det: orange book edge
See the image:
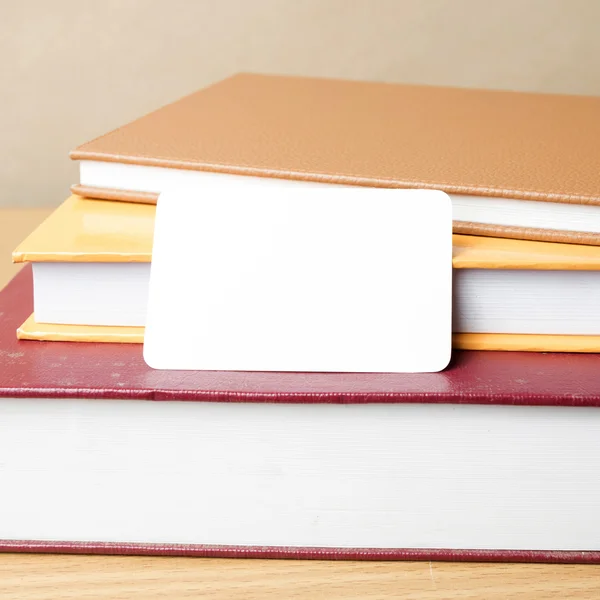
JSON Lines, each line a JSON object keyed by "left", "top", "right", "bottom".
{"left": 453, "top": 333, "right": 600, "bottom": 353}
{"left": 17, "top": 315, "right": 144, "bottom": 344}
{"left": 17, "top": 314, "right": 600, "bottom": 353}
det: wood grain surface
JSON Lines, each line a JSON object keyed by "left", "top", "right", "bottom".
{"left": 1, "top": 209, "right": 599, "bottom": 598}
{"left": 0, "top": 554, "right": 599, "bottom": 600}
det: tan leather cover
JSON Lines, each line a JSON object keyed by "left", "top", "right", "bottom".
{"left": 17, "top": 315, "right": 600, "bottom": 352}
{"left": 72, "top": 185, "right": 158, "bottom": 205}
{"left": 71, "top": 73, "right": 600, "bottom": 205}
{"left": 453, "top": 222, "right": 600, "bottom": 246}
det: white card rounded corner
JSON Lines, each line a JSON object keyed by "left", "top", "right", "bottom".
{"left": 429, "top": 189, "right": 453, "bottom": 219}
{"left": 142, "top": 342, "right": 162, "bottom": 371}
{"left": 428, "top": 345, "right": 453, "bottom": 373}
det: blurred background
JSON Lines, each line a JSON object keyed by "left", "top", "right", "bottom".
{"left": 2, "top": 0, "right": 600, "bottom": 209}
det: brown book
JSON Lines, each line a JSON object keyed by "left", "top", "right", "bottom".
{"left": 71, "top": 73, "right": 600, "bottom": 245}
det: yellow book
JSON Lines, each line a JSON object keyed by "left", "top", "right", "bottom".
{"left": 14, "top": 195, "right": 600, "bottom": 351}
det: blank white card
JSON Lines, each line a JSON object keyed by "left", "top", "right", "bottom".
{"left": 144, "top": 182, "right": 452, "bottom": 373}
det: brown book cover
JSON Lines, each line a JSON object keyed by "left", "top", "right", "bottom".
{"left": 71, "top": 73, "right": 600, "bottom": 244}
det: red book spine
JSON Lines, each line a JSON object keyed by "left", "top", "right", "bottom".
{"left": 1, "top": 540, "right": 599, "bottom": 563}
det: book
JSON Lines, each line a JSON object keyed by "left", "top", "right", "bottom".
{"left": 2, "top": 267, "right": 600, "bottom": 562}
{"left": 70, "top": 73, "right": 600, "bottom": 245}
{"left": 13, "top": 196, "right": 600, "bottom": 350}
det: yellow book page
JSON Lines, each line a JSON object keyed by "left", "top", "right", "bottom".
{"left": 12, "top": 196, "right": 154, "bottom": 263}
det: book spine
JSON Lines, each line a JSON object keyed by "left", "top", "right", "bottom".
{"left": 1, "top": 540, "right": 599, "bottom": 563}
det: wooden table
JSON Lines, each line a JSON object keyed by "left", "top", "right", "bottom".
{"left": 0, "top": 209, "right": 598, "bottom": 599}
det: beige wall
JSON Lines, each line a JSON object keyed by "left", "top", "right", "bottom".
{"left": 2, "top": 0, "right": 600, "bottom": 207}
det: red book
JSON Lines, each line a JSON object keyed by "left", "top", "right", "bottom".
{"left": 1, "top": 267, "right": 600, "bottom": 563}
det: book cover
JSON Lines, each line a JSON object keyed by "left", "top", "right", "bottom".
{"left": 12, "top": 195, "right": 153, "bottom": 263}
{"left": 17, "top": 314, "right": 144, "bottom": 343}
{"left": 70, "top": 73, "right": 600, "bottom": 244}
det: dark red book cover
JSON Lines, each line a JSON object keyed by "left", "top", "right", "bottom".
{"left": 1, "top": 267, "right": 600, "bottom": 563}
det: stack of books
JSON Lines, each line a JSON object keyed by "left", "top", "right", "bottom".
{"left": 2, "top": 73, "right": 600, "bottom": 561}
{"left": 12, "top": 73, "right": 600, "bottom": 352}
